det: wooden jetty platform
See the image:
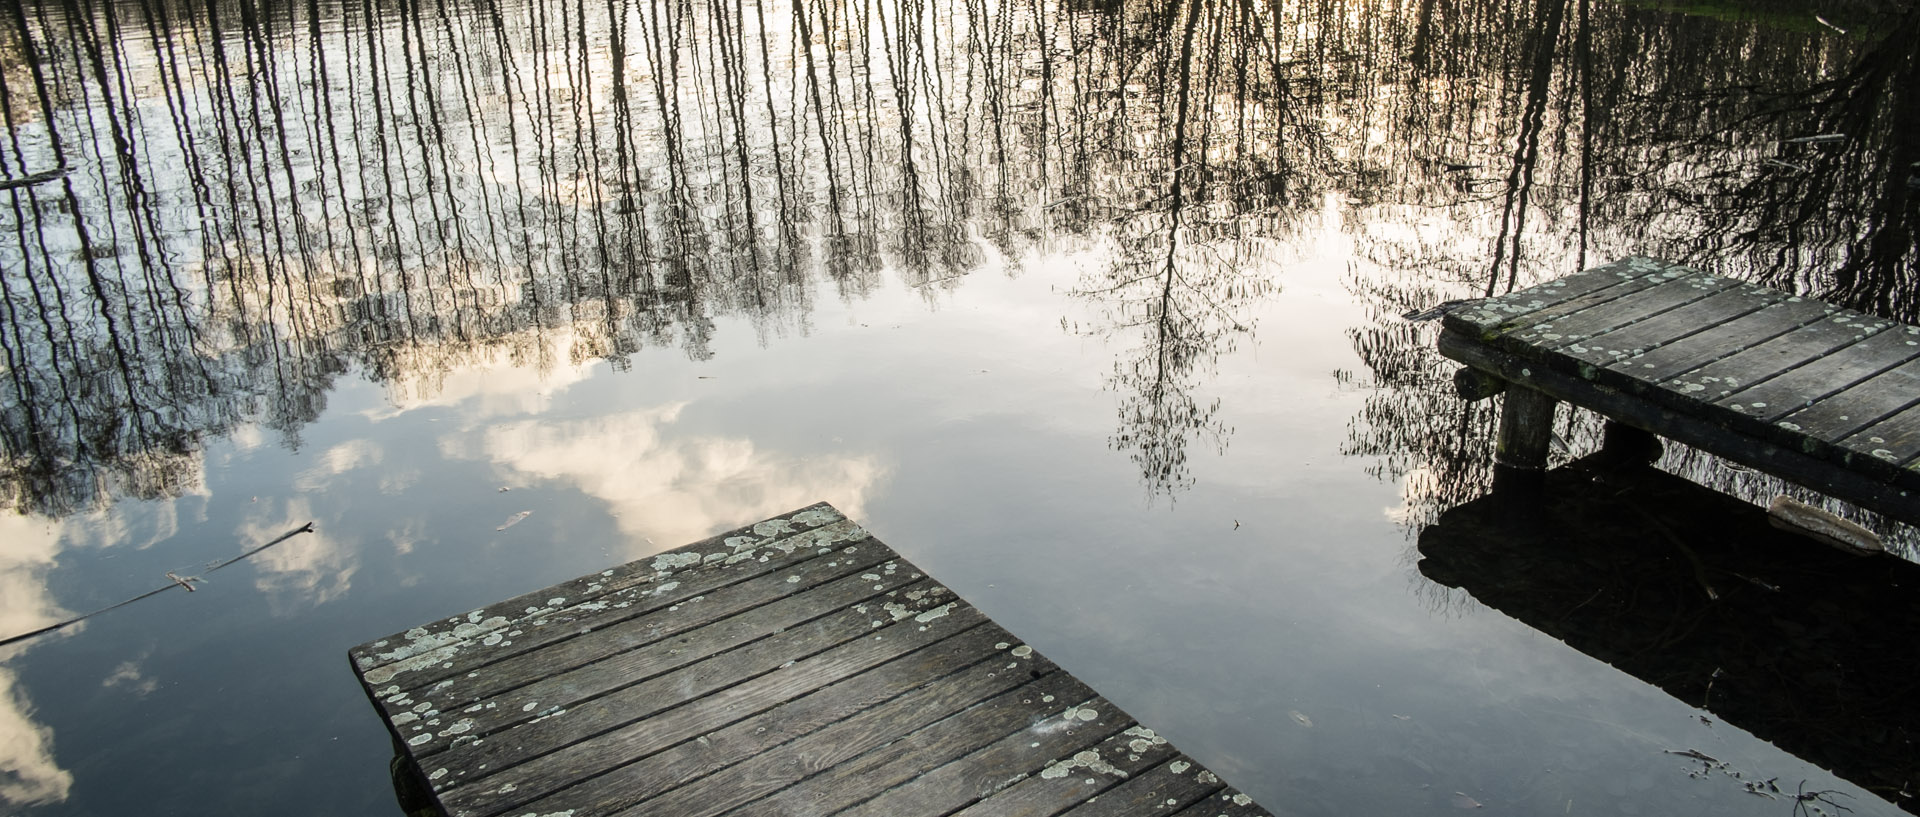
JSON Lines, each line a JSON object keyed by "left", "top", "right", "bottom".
{"left": 350, "top": 503, "right": 1273, "bottom": 817}
{"left": 1439, "top": 256, "right": 1920, "bottom": 523}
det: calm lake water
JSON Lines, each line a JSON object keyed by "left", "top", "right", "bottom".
{"left": 1, "top": 0, "right": 1917, "bottom": 813}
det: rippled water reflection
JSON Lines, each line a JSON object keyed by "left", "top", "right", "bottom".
{"left": 0, "top": 0, "right": 1914, "bottom": 813}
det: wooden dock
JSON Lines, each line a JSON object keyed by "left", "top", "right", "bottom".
{"left": 350, "top": 503, "right": 1273, "bottom": 817}
{"left": 1439, "top": 257, "right": 1920, "bottom": 523}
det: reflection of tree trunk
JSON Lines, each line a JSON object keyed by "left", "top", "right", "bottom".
{"left": 1834, "top": 12, "right": 1918, "bottom": 317}
{"left": 1488, "top": 0, "right": 1566, "bottom": 295}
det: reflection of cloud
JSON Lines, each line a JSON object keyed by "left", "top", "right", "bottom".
{"left": 0, "top": 515, "right": 73, "bottom": 807}
{"left": 363, "top": 340, "right": 600, "bottom": 421}
{"left": 101, "top": 660, "right": 158, "bottom": 697}
{"left": 242, "top": 499, "right": 357, "bottom": 612}
{"left": 292, "top": 439, "right": 384, "bottom": 492}
{"left": 0, "top": 666, "right": 70, "bottom": 807}
{"left": 452, "top": 403, "right": 885, "bottom": 552}
{"left": 0, "top": 515, "right": 70, "bottom": 646}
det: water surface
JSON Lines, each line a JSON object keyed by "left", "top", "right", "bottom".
{"left": 0, "top": 0, "right": 1916, "bottom": 813}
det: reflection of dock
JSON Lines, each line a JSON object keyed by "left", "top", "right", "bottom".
{"left": 351, "top": 504, "right": 1271, "bottom": 817}
{"left": 1418, "top": 458, "right": 1920, "bottom": 812}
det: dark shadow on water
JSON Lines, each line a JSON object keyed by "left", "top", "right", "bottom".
{"left": 1419, "top": 453, "right": 1920, "bottom": 813}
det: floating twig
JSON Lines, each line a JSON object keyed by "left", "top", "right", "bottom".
{"left": 0, "top": 522, "right": 315, "bottom": 648}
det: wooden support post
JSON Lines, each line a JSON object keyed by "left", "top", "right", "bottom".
{"left": 1495, "top": 385, "right": 1558, "bottom": 471}
{"left": 1453, "top": 366, "right": 1507, "bottom": 402}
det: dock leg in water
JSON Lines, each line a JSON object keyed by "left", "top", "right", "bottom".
{"left": 1495, "top": 385, "right": 1558, "bottom": 471}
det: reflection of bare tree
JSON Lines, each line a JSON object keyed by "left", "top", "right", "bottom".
{"left": 1341, "top": 1, "right": 1919, "bottom": 534}
{"left": 4, "top": 0, "right": 1915, "bottom": 521}
{"left": 1657, "top": 6, "right": 1920, "bottom": 322}
{"left": 1066, "top": 0, "right": 1339, "bottom": 496}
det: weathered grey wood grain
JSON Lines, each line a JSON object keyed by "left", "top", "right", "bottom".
{"left": 1053, "top": 758, "right": 1226, "bottom": 817}
{"left": 1601, "top": 296, "right": 1838, "bottom": 382}
{"left": 719, "top": 678, "right": 1108, "bottom": 817}
{"left": 429, "top": 583, "right": 986, "bottom": 783}
{"left": 1512, "top": 273, "right": 1738, "bottom": 347}
{"left": 1773, "top": 356, "right": 1920, "bottom": 441}
{"left": 1443, "top": 258, "right": 1690, "bottom": 339}
{"left": 945, "top": 726, "right": 1192, "bottom": 817}
{"left": 1496, "top": 387, "right": 1558, "bottom": 470}
{"left": 353, "top": 505, "right": 1271, "bottom": 817}
{"left": 402, "top": 564, "right": 938, "bottom": 760}
{"left": 1557, "top": 282, "right": 1783, "bottom": 362}
{"left": 1714, "top": 328, "right": 1920, "bottom": 423}
{"left": 359, "top": 514, "right": 870, "bottom": 693}
{"left": 1169, "top": 788, "right": 1273, "bottom": 817}
{"left": 349, "top": 502, "right": 852, "bottom": 671}
{"left": 831, "top": 695, "right": 1137, "bottom": 817}
{"left": 615, "top": 672, "right": 1096, "bottom": 817}
{"left": 1451, "top": 261, "right": 1696, "bottom": 345}
{"left": 450, "top": 625, "right": 1045, "bottom": 817}
{"left": 1441, "top": 331, "right": 1920, "bottom": 520}
{"left": 351, "top": 503, "right": 849, "bottom": 673}
{"left": 1841, "top": 402, "right": 1920, "bottom": 469}
{"left": 1664, "top": 316, "right": 1896, "bottom": 403}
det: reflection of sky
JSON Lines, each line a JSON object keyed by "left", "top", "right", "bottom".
{"left": 0, "top": 516, "right": 72, "bottom": 808}
{"left": 0, "top": 1, "right": 1911, "bottom": 815}
{"left": 0, "top": 241, "right": 1896, "bottom": 816}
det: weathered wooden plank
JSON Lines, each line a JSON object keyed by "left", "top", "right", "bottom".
{"left": 1713, "top": 327, "right": 1920, "bottom": 422}
{"left": 1453, "top": 262, "right": 1697, "bottom": 346}
{"left": 1443, "top": 257, "right": 1688, "bottom": 338}
{"left": 1557, "top": 282, "right": 1784, "bottom": 364}
{"left": 359, "top": 514, "right": 870, "bottom": 693}
{"left": 719, "top": 679, "right": 1110, "bottom": 817}
{"left": 351, "top": 504, "right": 850, "bottom": 674}
{"left": 1440, "top": 330, "right": 1920, "bottom": 519}
{"left": 1601, "top": 296, "right": 1840, "bottom": 383}
{"left": 447, "top": 624, "right": 1038, "bottom": 817}
{"left": 1840, "top": 402, "right": 1920, "bottom": 469}
{"left": 1659, "top": 315, "right": 1896, "bottom": 404}
{"left": 357, "top": 505, "right": 1273, "bottom": 817}
{"left": 831, "top": 696, "right": 1138, "bottom": 817}
{"left": 1169, "top": 788, "right": 1272, "bottom": 817}
{"left": 1053, "top": 758, "right": 1226, "bottom": 817}
{"left": 400, "top": 563, "right": 934, "bottom": 760}
{"left": 944, "top": 726, "right": 1186, "bottom": 817}
{"left": 1511, "top": 273, "right": 1740, "bottom": 348}
{"left": 613, "top": 672, "right": 1095, "bottom": 817}
{"left": 428, "top": 584, "right": 987, "bottom": 786}
{"left": 1773, "top": 356, "right": 1920, "bottom": 441}
{"left": 387, "top": 544, "right": 900, "bottom": 736}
